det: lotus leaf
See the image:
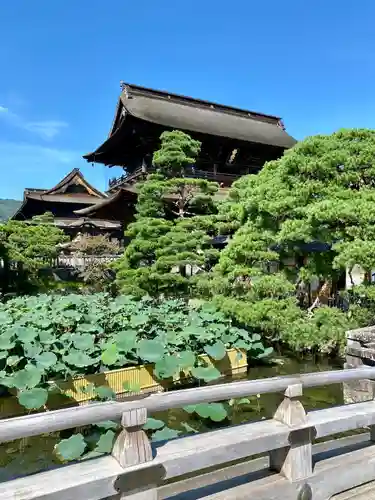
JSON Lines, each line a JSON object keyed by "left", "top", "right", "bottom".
{"left": 63, "top": 350, "right": 96, "bottom": 368}
{"left": 143, "top": 418, "right": 165, "bottom": 430}
{"left": 137, "top": 339, "right": 165, "bottom": 363}
{"left": 204, "top": 341, "right": 226, "bottom": 360}
{"left": 152, "top": 427, "right": 180, "bottom": 442}
{"left": 101, "top": 343, "right": 119, "bottom": 366}
{"left": 72, "top": 333, "right": 95, "bottom": 351}
{"left": 191, "top": 366, "right": 221, "bottom": 382}
{"left": 18, "top": 387, "right": 48, "bottom": 409}
{"left": 55, "top": 434, "right": 87, "bottom": 461}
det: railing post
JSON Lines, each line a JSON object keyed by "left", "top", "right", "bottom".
{"left": 111, "top": 407, "right": 156, "bottom": 499}
{"left": 269, "top": 383, "right": 313, "bottom": 482}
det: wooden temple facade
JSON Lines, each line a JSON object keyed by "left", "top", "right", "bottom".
{"left": 12, "top": 169, "right": 124, "bottom": 241}
{"left": 84, "top": 82, "right": 296, "bottom": 197}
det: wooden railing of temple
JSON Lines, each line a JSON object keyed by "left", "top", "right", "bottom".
{"left": 3, "top": 368, "right": 375, "bottom": 499}
{"left": 108, "top": 167, "right": 243, "bottom": 191}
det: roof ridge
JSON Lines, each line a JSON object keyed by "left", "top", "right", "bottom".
{"left": 44, "top": 168, "right": 105, "bottom": 198}
{"left": 122, "top": 82, "right": 283, "bottom": 124}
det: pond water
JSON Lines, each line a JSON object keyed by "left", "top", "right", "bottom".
{"left": 0, "top": 356, "right": 346, "bottom": 482}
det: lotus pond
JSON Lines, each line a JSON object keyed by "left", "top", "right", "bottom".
{"left": 0, "top": 355, "right": 345, "bottom": 482}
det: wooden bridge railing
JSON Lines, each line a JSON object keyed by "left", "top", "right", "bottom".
{"left": 3, "top": 367, "right": 375, "bottom": 499}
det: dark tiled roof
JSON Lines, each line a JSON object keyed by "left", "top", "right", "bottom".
{"left": 121, "top": 84, "right": 296, "bottom": 148}
{"left": 84, "top": 83, "right": 296, "bottom": 162}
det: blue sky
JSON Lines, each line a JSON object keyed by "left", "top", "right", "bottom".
{"left": 1, "top": 0, "right": 375, "bottom": 199}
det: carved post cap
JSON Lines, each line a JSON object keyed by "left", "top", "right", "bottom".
{"left": 284, "top": 383, "right": 303, "bottom": 399}
{"left": 121, "top": 407, "right": 148, "bottom": 428}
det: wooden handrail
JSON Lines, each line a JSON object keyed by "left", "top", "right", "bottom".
{"left": 1, "top": 367, "right": 375, "bottom": 444}
{"left": 2, "top": 367, "right": 375, "bottom": 499}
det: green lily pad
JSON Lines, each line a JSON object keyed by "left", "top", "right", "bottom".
{"left": 152, "top": 427, "right": 180, "bottom": 442}
{"left": 11, "top": 365, "right": 43, "bottom": 390}
{"left": 35, "top": 352, "right": 58, "bottom": 369}
{"left": 18, "top": 388, "right": 48, "bottom": 410}
{"left": 204, "top": 341, "right": 226, "bottom": 360}
{"left": 101, "top": 343, "right": 119, "bottom": 366}
{"left": 72, "top": 334, "right": 95, "bottom": 351}
{"left": 143, "top": 418, "right": 165, "bottom": 430}
{"left": 93, "top": 430, "right": 116, "bottom": 454}
{"left": 55, "top": 434, "right": 86, "bottom": 461}
{"left": 191, "top": 366, "right": 221, "bottom": 382}
{"left": 137, "top": 339, "right": 165, "bottom": 363}
{"left": 63, "top": 350, "right": 96, "bottom": 368}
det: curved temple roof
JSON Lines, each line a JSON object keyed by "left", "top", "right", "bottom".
{"left": 84, "top": 83, "right": 296, "bottom": 163}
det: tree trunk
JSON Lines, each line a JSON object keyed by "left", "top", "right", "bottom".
{"left": 307, "top": 279, "right": 332, "bottom": 315}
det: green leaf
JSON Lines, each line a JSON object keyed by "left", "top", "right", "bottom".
{"left": 154, "top": 356, "right": 179, "bottom": 379}
{"left": 252, "top": 342, "right": 265, "bottom": 351}
{"left": 38, "top": 330, "right": 56, "bottom": 345}
{"left": 143, "top": 418, "right": 165, "bottom": 430}
{"left": 234, "top": 339, "right": 251, "bottom": 349}
{"left": 23, "top": 343, "right": 42, "bottom": 358}
{"left": 116, "top": 330, "right": 138, "bottom": 352}
{"left": 251, "top": 334, "right": 262, "bottom": 342}
{"left": 35, "top": 352, "right": 58, "bottom": 369}
{"left": 72, "top": 334, "right": 95, "bottom": 351}
{"left": 0, "top": 336, "right": 15, "bottom": 350}
{"left": 11, "top": 365, "right": 43, "bottom": 390}
{"left": 183, "top": 405, "right": 197, "bottom": 414}
{"left": 18, "top": 388, "right": 48, "bottom": 410}
{"left": 14, "top": 327, "right": 38, "bottom": 343}
{"left": 191, "top": 366, "right": 221, "bottom": 382}
{"left": 55, "top": 434, "right": 86, "bottom": 461}
{"left": 137, "top": 339, "right": 165, "bottom": 363}
{"left": 204, "top": 341, "right": 226, "bottom": 360}
{"left": 63, "top": 350, "right": 96, "bottom": 368}
{"left": 93, "top": 430, "right": 116, "bottom": 454}
{"left": 122, "top": 381, "right": 141, "bottom": 393}
{"left": 94, "top": 386, "right": 116, "bottom": 401}
{"left": 130, "top": 314, "right": 149, "bottom": 326}
{"left": 208, "top": 404, "right": 228, "bottom": 421}
{"left": 0, "top": 351, "right": 8, "bottom": 359}
{"left": 101, "top": 343, "right": 119, "bottom": 366}
{"left": 177, "top": 350, "right": 196, "bottom": 369}
{"left": 95, "top": 420, "right": 119, "bottom": 430}
{"left": 6, "top": 355, "right": 21, "bottom": 367}
{"left": 257, "top": 346, "right": 273, "bottom": 358}
{"left": 152, "top": 427, "right": 180, "bottom": 442}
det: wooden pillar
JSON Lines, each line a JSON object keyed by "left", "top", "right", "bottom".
{"left": 269, "top": 384, "right": 313, "bottom": 482}
{"left": 111, "top": 407, "right": 156, "bottom": 499}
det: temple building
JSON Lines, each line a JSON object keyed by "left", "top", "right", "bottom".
{"left": 83, "top": 82, "right": 297, "bottom": 195}
{"left": 12, "top": 168, "right": 123, "bottom": 240}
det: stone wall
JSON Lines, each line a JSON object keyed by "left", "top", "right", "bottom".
{"left": 344, "top": 326, "right": 375, "bottom": 404}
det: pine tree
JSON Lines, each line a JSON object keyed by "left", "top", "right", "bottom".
{"left": 115, "top": 130, "right": 219, "bottom": 297}
{"left": 197, "top": 129, "right": 375, "bottom": 354}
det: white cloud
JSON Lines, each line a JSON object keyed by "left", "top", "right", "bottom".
{"left": 0, "top": 105, "right": 68, "bottom": 140}
{"left": 24, "top": 120, "right": 68, "bottom": 140}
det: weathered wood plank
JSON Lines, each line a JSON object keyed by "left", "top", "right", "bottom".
{"left": 306, "top": 399, "right": 375, "bottom": 437}
{"left": 112, "top": 408, "right": 156, "bottom": 499}
{"left": 0, "top": 456, "right": 123, "bottom": 500}
{"left": 159, "top": 434, "right": 370, "bottom": 499}
{"left": 198, "top": 443, "right": 375, "bottom": 500}
{"left": 269, "top": 384, "right": 313, "bottom": 482}
{"left": 1, "top": 367, "right": 375, "bottom": 444}
{"left": 0, "top": 432, "right": 373, "bottom": 500}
